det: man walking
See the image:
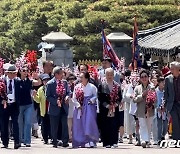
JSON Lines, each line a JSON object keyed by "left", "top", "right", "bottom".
{"left": 1, "top": 65, "right": 20, "bottom": 149}
{"left": 46, "top": 66, "right": 70, "bottom": 148}
{"left": 164, "top": 61, "right": 180, "bottom": 141}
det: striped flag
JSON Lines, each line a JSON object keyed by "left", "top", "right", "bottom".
{"left": 102, "top": 29, "right": 120, "bottom": 69}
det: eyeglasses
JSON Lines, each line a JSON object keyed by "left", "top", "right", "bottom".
{"left": 22, "top": 70, "right": 28, "bottom": 72}
{"left": 140, "top": 75, "right": 148, "bottom": 79}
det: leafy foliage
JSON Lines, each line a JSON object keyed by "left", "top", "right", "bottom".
{"left": 0, "top": 0, "right": 180, "bottom": 61}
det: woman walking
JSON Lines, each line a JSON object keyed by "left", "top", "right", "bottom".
{"left": 72, "top": 72, "right": 99, "bottom": 148}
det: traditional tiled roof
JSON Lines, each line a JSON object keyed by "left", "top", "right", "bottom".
{"left": 138, "top": 19, "right": 180, "bottom": 56}
{"left": 107, "top": 32, "right": 132, "bottom": 41}
{"left": 42, "top": 32, "right": 73, "bottom": 42}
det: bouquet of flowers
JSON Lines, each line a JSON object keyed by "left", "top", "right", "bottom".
{"left": 88, "top": 65, "right": 98, "bottom": 81}
{"left": 0, "top": 58, "right": 4, "bottom": 70}
{"left": 56, "top": 81, "right": 65, "bottom": 107}
{"left": 25, "top": 50, "right": 38, "bottom": 72}
{"left": 145, "top": 89, "right": 156, "bottom": 114}
{"left": 75, "top": 84, "right": 84, "bottom": 106}
{"left": 108, "top": 83, "right": 119, "bottom": 117}
{"left": 0, "top": 79, "right": 7, "bottom": 108}
{"left": 15, "top": 50, "right": 38, "bottom": 74}
{"left": 15, "top": 54, "right": 26, "bottom": 70}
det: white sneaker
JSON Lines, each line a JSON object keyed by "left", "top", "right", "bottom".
{"left": 111, "top": 144, "right": 118, "bottom": 148}
{"left": 119, "top": 138, "right": 123, "bottom": 143}
{"left": 85, "top": 143, "right": 90, "bottom": 148}
{"left": 89, "top": 142, "right": 94, "bottom": 148}
{"left": 128, "top": 139, "right": 133, "bottom": 144}
{"left": 146, "top": 142, "right": 151, "bottom": 148}
{"left": 153, "top": 141, "right": 158, "bottom": 145}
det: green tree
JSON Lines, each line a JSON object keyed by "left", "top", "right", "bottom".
{"left": 0, "top": 0, "right": 179, "bottom": 60}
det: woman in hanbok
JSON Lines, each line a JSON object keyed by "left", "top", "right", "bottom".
{"left": 98, "top": 68, "right": 122, "bottom": 148}
{"left": 72, "top": 72, "right": 99, "bottom": 148}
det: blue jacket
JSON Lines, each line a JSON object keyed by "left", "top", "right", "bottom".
{"left": 46, "top": 78, "right": 70, "bottom": 116}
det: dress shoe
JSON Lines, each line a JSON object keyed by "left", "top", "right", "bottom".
{"left": 105, "top": 145, "right": 111, "bottom": 148}
{"left": 53, "top": 144, "right": 58, "bottom": 148}
{"left": 14, "top": 143, "right": 21, "bottom": 149}
{"left": 62, "top": 143, "right": 69, "bottom": 148}
{"left": 57, "top": 141, "right": 63, "bottom": 146}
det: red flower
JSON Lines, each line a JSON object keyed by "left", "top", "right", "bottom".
{"left": 109, "top": 82, "right": 119, "bottom": 113}
{"left": 56, "top": 81, "right": 66, "bottom": 107}
{"left": 75, "top": 84, "right": 84, "bottom": 106}
{"left": 110, "top": 82, "right": 119, "bottom": 104}
{"left": 145, "top": 89, "right": 156, "bottom": 114}
{"left": 0, "top": 80, "right": 7, "bottom": 100}
{"left": 25, "top": 50, "right": 38, "bottom": 72}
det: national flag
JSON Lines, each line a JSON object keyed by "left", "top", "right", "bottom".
{"left": 102, "top": 29, "right": 120, "bottom": 69}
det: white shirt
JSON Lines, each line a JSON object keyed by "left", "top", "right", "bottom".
{"left": 125, "top": 84, "right": 137, "bottom": 115}
{"left": 6, "top": 77, "right": 15, "bottom": 103}
{"left": 72, "top": 83, "right": 97, "bottom": 108}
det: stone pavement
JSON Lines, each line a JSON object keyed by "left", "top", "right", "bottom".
{"left": 0, "top": 137, "right": 179, "bottom": 154}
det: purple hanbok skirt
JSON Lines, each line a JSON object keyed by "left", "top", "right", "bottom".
{"left": 72, "top": 96, "right": 99, "bottom": 148}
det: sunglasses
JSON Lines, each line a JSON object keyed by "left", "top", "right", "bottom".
{"left": 140, "top": 75, "right": 148, "bottom": 79}
{"left": 21, "top": 70, "right": 28, "bottom": 72}
{"left": 68, "top": 78, "right": 76, "bottom": 80}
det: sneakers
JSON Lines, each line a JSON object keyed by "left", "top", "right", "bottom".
{"left": 135, "top": 141, "right": 141, "bottom": 146}
{"left": 141, "top": 142, "right": 151, "bottom": 148}
{"left": 146, "top": 142, "right": 151, "bottom": 148}
{"left": 141, "top": 142, "right": 146, "bottom": 148}
{"left": 89, "top": 142, "right": 95, "bottom": 148}
{"left": 153, "top": 141, "right": 158, "bottom": 145}
{"left": 26, "top": 144, "right": 31, "bottom": 147}
{"left": 111, "top": 144, "right": 118, "bottom": 148}
{"left": 119, "top": 137, "right": 123, "bottom": 143}
{"left": 85, "top": 143, "right": 90, "bottom": 148}
{"left": 128, "top": 139, "right": 133, "bottom": 144}
{"left": 85, "top": 142, "right": 95, "bottom": 148}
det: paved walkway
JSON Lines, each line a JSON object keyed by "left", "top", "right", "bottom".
{"left": 0, "top": 137, "right": 179, "bottom": 154}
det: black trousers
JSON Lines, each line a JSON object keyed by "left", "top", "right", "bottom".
{"left": 1, "top": 103, "right": 19, "bottom": 146}
{"left": 50, "top": 112, "right": 69, "bottom": 146}
{"left": 101, "top": 116, "right": 119, "bottom": 147}
{"left": 41, "top": 114, "right": 51, "bottom": 142}
{"left": 171, "top": 103, "right": 180, "bottom": 140}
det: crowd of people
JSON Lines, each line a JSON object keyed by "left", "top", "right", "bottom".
{"left": 0, "top": 58, "right": 180, "bottom": 149}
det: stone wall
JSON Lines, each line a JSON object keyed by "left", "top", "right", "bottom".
{"left": 41, "top": 42, "right": 73, "bottom": 67}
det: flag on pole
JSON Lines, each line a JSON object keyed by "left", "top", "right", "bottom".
{"left": 132, "top": 16, "right": 140, "bottom": 70}
{"left": 102, "top": 29, "right": 120, "bottom": 69}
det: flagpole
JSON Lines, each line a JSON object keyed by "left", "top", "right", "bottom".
{"left": 132, "top": 16, "right": 136, "bottom": 71}
{"left": 132, "top": 15, "right": 139, "bottom": 71}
